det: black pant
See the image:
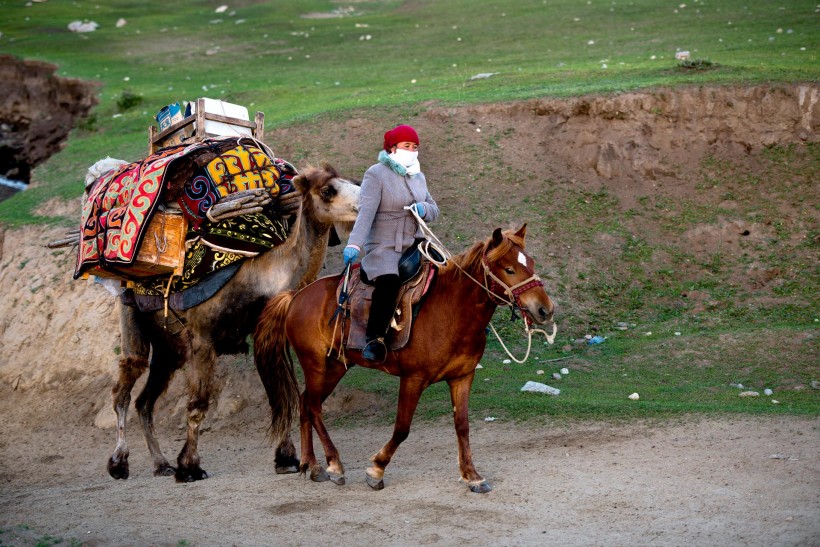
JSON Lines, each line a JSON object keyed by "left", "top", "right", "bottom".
{"left": 366, "top": 274, "right": 401, "bottom": 341}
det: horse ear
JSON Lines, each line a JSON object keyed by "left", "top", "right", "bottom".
{"left": 491, "top": 227, "right": 504, "bottom": 248}
{"left": 515, "top": 223, "right": 527, "bottom": 240}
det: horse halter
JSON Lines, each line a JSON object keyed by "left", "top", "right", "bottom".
{"left": 481, "top": 252, "right": 544, "bottom": 326}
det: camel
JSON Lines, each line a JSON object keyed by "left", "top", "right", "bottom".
{"left": 106, "top": 163, "right": 359, "bottom": 482}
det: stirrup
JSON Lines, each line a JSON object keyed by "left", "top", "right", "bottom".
{"left": 362, "top": 337, "right": 387, "bottom": 364}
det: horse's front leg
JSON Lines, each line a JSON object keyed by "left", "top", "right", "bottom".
{"left": 448, "top": 372, "right": 490, "bottom": 493}
{"left": 366, "top": 376, "right": 426, "bottom": 490}
{"left": 175, "top": 340, "right": 215, "bottom": 482}
{"left": 107, "top": 356, "right": 148, "bottom": 479}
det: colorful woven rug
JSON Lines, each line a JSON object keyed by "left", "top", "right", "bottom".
{"left": 74, "top": 137, "right": 296, "bottom": 283}
{"left": 74, "top": 145, "right": 190, "bottom": 279}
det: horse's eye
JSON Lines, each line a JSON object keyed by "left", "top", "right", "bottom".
{"left": 504, "top": 267, "right": 515, "bottom": 275}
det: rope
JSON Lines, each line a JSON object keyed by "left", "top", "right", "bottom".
{"left": 404, "top": 206, "right": 558, "bottom": 362}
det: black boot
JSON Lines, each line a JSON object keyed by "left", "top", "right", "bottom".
{"left": 362, "top": 274, "right": 400, "bottom": 363}
{"left": 362, "top": 337, "right": 387, "bottom": 363}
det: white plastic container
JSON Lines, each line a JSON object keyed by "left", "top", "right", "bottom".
{"left": 187, "top": 98, "right": 252, "bottom": 138}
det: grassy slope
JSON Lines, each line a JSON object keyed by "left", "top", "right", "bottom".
{"left": 0, "top": 0, "right": 817, "bottom": 420}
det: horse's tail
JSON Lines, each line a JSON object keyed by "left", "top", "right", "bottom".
{"left": 254, "top": 291, "right": 298, "bottom": 443}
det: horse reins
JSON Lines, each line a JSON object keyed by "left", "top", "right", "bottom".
{"left": 406, "top": 208, "right": 557, "bottom": 363}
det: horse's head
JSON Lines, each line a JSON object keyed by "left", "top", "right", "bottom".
{"left": 293, "top": 162, "right": 360, "bottom": 226}
{"left": 483, "top": 224, "right": 555, "bottom": 328}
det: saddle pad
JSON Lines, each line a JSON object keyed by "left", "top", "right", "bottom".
{"left": 340, "top": 262, "right": 435, "bottom": 351}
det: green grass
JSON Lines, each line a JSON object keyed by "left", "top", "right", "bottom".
{"left": 332, "top": 316, "right": 819, "bottom": 425}
{"left": 0, "top": 0, "right": 817, "bottom": 224}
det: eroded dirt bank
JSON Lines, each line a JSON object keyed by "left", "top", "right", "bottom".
{"left": 0, "top": 54, "right": 99, "bottom": 186}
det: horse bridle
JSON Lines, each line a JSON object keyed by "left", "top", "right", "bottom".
{"left": 481, "top": 253, "right": 544, "bottom": 326}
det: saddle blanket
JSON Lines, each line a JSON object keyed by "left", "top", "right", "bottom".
{"left": 339, "top": 262, "right": 436, "bottom": 351}
{"left": 75, "top": 137, "right": 297, "bottom": 291}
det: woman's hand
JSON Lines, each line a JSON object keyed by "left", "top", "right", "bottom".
{"left": 343, "top": 245, "right": 360, "bottom": 265}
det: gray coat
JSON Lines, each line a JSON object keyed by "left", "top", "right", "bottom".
{"left": 347, "top": 161, "right": 439, "bottom": 279}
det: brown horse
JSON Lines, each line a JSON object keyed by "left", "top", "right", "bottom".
{"left": 254, "top": 224, "right": 555, "bottom": 493}
{"left": 108, "top": 164, "right": 359, "bottom": 482}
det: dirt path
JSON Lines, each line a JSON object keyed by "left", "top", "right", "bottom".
{"left": 1, "top": 383, "right": 817, "bottom": 546}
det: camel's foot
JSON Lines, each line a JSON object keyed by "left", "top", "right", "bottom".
{"left": 175, "top": 465, "right": 209, "bottom": 483}
{"left": 274, "top": 454, "right": 300, "bottom": 474}
{"left": 107, "top": 456, "right": 129, "bottom": 480}
{"left": 153, "top": 463, "right": 176, "bottom": 477}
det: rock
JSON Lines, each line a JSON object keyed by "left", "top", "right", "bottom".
{"left": 520, "top": 381, "right": 560, "bottom": 395}
{"left": 552, "top": 373, "right": 562, "bottom": 380}
{"left": 560, "top": 368, "right": 569, "bottom": 375}
{"left": 763, "top": 388, "right": 773, "bottom": 396}
{"left": 536, "top": 369, "right": 544, "bottom": 375}
{"left": 628, "top": 392, "right": 640, "bottom": 401}
{"left": 810, "top": 380, "right": 820, "bottom": 390}
{"left": 739, "top": 391, "right": 760, "bottom": 397}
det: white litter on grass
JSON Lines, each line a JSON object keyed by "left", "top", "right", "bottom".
{"left": 628, "top": 392, "right": 640, "bottom": 401}
{"left": 469, "top": 72, "right": 498, "bottom": 80}
{"left": 674, "top": 332, "right": 681, "bottom": 336}
{"left": 484, "top": 416, "right": 497, "bottom": 422}
{"left": 68, "top": 20, "right": 99, "bottom": 33}
{"left": 520, "top": 381, "right": 560, "bottom": 395}
{"left": 116, "top": 18, "right": 127, "bottom": 28}
{"left": 536, "top": 370, "right": 544, "bottom": 375}
{"left": 475, "top": 363, "right": 483, "bottom": 369}
{"left": 560, "top": 368, "right": 569, "bottom": 375}
{"left": 215, "top": 5, "right": 228, "bottom": 13}
{"left": 739, "top": 391, "right": 760, "bottom": 397}
{"left": 675, "top": 50, "right": 690, "bottom": 60}
{"left": 764, "top": 388, "right": 773, "bottom": 396}
{"left": 502, "top": 359, "right": 511, "bottom": 364}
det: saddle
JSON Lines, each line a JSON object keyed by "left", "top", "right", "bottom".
{"left": 338, "top": 249, "right": 436, "bottom": 351}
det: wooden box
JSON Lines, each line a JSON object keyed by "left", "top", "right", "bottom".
{"left": 83, "top": 208, "right": 188, "bottom": 280}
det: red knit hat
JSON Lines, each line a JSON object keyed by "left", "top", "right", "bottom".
{"left": 383, "top": 125, "right": 419, "bottom": 151}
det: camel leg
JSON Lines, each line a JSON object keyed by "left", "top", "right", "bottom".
{"left": 366, "top": 376, "right": 426, "bottom": 490}
{"left": 175, "top": 339, "right": 215, "bottom": 482}
{"left": 134, "top": 350, "right": 180, "bottom": 477}
{"left": 107, "top": 356, "right": 148, "bottom": 479}
{"left": 274, "top": 435, "right": 299, "bottom": 475}
{"left": 300, "top": 359, "right": 349, "bottom": 484}
{"left": 448, "top": 372, "right": 490, "bottom": 493}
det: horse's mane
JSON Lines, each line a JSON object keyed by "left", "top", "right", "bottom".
{"left": 441, "top": 228, "right": 525, "bottom": 276}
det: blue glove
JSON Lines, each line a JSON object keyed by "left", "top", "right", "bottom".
{"left": 343, "top": 245, "right": 359, "bottom": 265}
{"left": 413, "top": 202, "right": 425, "bottom": 218}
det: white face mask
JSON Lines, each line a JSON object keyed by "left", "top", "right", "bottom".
{"left": 389, "top": 148, "right": 418, "bottom": 168}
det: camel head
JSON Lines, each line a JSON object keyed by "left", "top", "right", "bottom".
{"left": 293, "top": 162, "right": 360, "bottom": 227}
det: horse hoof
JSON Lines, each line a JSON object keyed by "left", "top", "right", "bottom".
{"left": 365, "top": 475, "right": 384, "bottom": 491}
{"left": 154, "top": 464, "right": 176, "bottom": 477}
{"left": 329, "top": 474, "right": 346, "bottom": 485}
{"left": 469, "top": 481, "right": 492, "bottom": 494}
{"left": 107, "top": 458, "right": 129, "bottom": 480}
{"left": 175, "top": 467, "right": 209, "bottom": 482}
{"left": 275, "top": 465, "right": 299, "bottom": 475}
{"left": 310, "top": 467, "right": 330, "bottom": 483}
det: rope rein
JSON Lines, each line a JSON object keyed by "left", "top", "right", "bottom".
{"left": 405, "top": 208, "right": 557, "bottom": 362}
